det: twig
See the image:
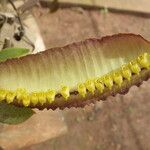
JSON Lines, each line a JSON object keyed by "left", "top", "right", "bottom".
{"left": 7, "top": 0, "right": 24, "bottom": 32}
{"left": 7, "top": 0, "right": 35, "bottom": 51}
{"left": 40, "top": 0, "right": 150, "bottom": 18}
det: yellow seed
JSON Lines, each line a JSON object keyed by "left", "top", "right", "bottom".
{"left": 103, "top": 76, "right": 113, "bottom": 90}
{"left": 121, "top": 65, "right": 132, "bottom": 81}
{"left": 113, "top": 72, "right": 123, "bottom": 87}
{"left": 77, "top": 83, "right": 86, "bottom": 97}
{"left": 6, "top": 91, "right": 16, "bottom": 104}
{"left": 137, "top": 53, "right": 150, "bottom": 69}
{"left": 60, "top": 86, "right": 70, "bottom": 100}
{"left": 0, "top": 90, "right": 7, "bottom": 101}
{"left": 46, "top": 90, "right": 56, "bottom": 103}
{"left": 22, "top": 95, "right": 30, "bottom": 107}
{"left": 129, "top": 61, "right": 141, "bottom": 74}
{"left": 30, "top": 93, "right": 38, "bottom": 105}
{"left": 94, "top": 78, "right": 104, "bottom": 93}
{"left": 16, "top": 88, "right": 27, "bottom": 101}
{"left": 85, "top": 80, "right": 95, "bottom": 94}
{"left": 38, "top": 92, "right": 46, "bottom": 105}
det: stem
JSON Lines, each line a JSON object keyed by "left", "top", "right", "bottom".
{"left": 7, "top": 0, "right": 24, "bottom": 32}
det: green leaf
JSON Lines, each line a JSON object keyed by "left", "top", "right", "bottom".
{"left": 0, "top": 102, "right": 35, "bottom": 124}
{"left": 0, "top": 47, "right": 30, "bottom": 62}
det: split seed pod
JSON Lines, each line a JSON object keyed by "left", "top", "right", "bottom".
{"left": 0, "top": 34, "right": 149, "bottom": 110}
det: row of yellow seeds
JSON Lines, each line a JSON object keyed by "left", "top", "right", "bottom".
{"left": 0, "top": 89, "right": 56, "bottom": 107}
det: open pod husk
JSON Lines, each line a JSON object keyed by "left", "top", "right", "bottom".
{"left": 0, "top": 34, "right": 149, "bottom": 110}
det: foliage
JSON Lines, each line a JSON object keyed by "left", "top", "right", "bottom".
{"left": 0, "top": 48, "right": 29, "bottom": 62}
{"left": 0, "top": 102, "right": 34, "bottom": 124}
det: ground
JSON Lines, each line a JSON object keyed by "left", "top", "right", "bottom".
{"left": 22, "top": 7, "right": 150, "bottom": 150}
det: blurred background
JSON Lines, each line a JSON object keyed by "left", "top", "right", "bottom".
{"left": 0, "top": 0, "right": 150, "bottom": 150}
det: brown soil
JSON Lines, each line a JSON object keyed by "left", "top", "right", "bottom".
{"left": 22, "top": 7, "right": 150, "bottom": 150}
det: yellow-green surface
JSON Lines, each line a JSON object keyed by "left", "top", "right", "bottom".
{"left": 0, "top": 34, "right": 149, "bottom": 92}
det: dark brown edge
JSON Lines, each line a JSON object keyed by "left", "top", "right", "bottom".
{"left": 0, "top": 33, "right": 149, "bottom": 66}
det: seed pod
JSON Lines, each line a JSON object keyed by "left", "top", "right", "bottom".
{"left": 0, "top": 33, "right": 149, "bottom": 110}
